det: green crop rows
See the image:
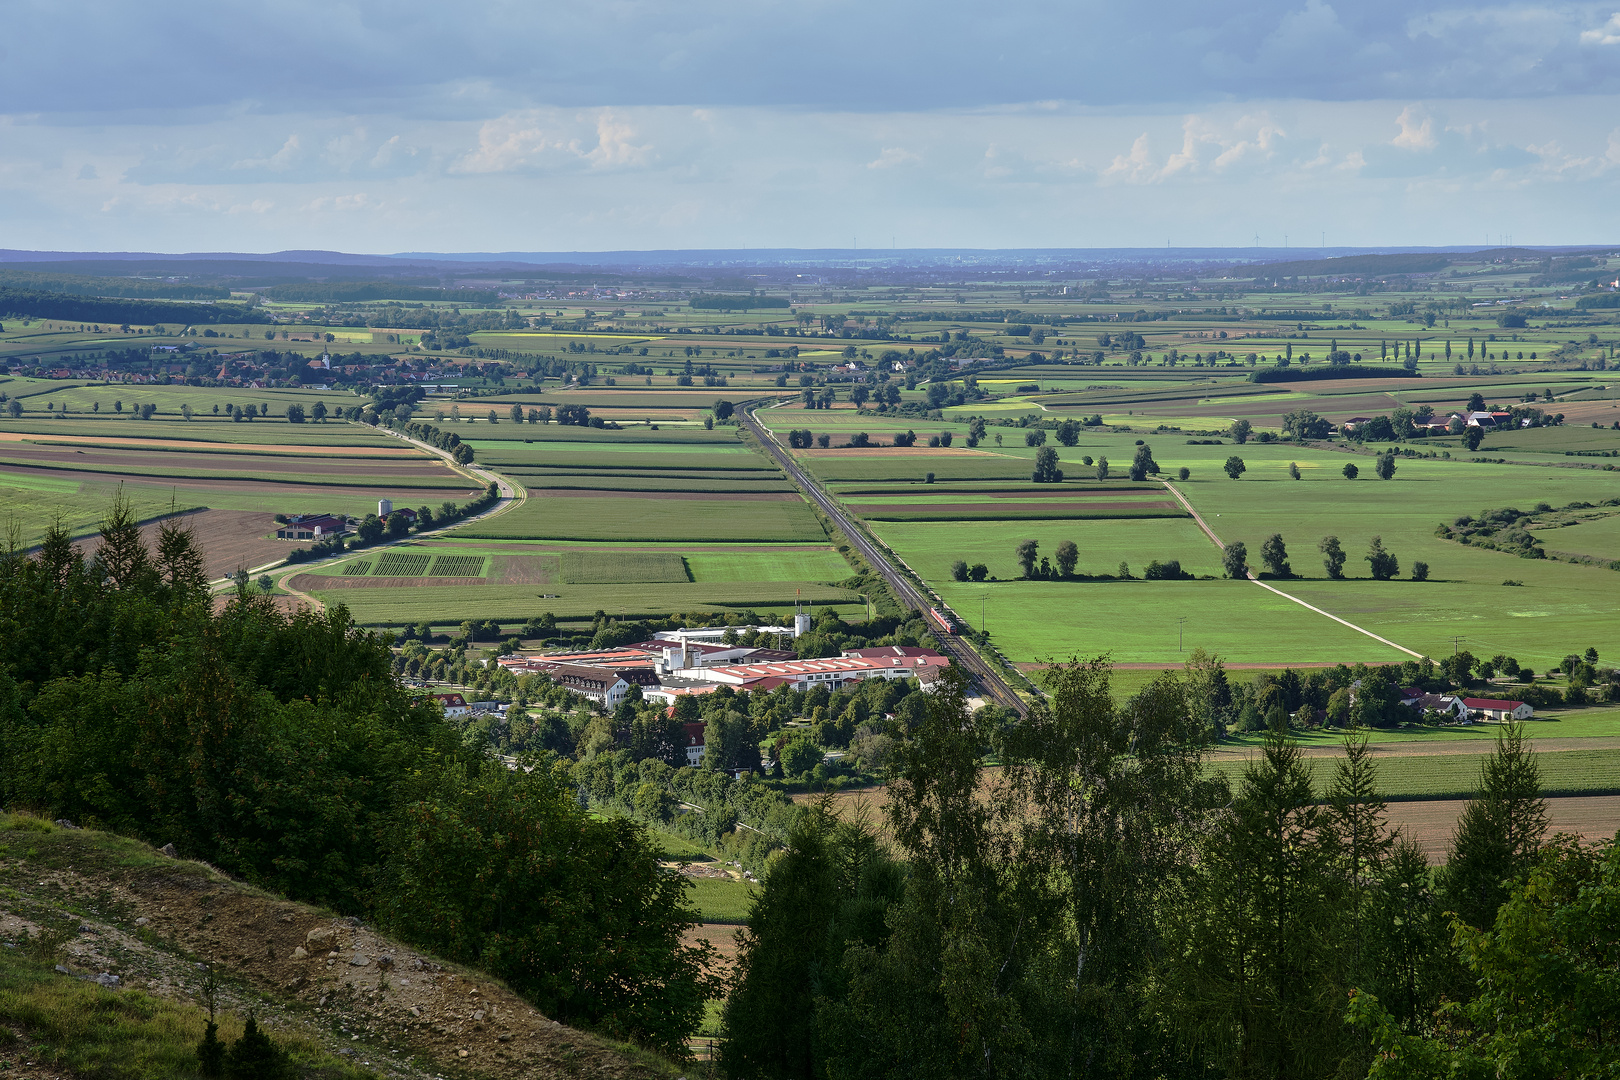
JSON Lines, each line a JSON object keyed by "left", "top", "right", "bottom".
{"left": 427, "top": 555, "right": 485, "bottom": 577}
{"left": 560, "top": 550, "right": 690, "bottom": 584}
{"left": 373, "top": 553, "right": 431, "bottom": 576}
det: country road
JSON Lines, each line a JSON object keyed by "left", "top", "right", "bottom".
{"left": 1159, "top": 478, "right": 1424, "bottom": 660}
{"left": 223, "top": 421, "right": 530, "bottom": 607}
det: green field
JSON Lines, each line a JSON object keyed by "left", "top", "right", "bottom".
{"left": 845, "top": 424, "right": 1620, "bottom": 665}
{"left": 12, "top": 252, "right": 1620, "bottom": 674}
{"left": 683, "top": 875, "right": 760, "bottom": 924}
{"left": 562, "top": 550, "right": 690, "bottom": 583}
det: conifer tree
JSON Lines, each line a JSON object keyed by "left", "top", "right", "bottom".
{"left": 1159, "top": 715, "right": 1353, "bottom": 1078}
{"left": 1440, "top": 722, "right": 1548, "bottom": 929}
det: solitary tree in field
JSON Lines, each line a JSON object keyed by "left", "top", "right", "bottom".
{"left": 1178, "top": 466, "right": 1190, "bottom": 481}
{"left": 1342, "top": 462, "right": 1358, "bottom": 480}
{"left": 1223, "top": 455, "right": 1246, "bottom": 480}
{"left": 1411, "top": 561, "right": 1429, "bottom": 581}
{"left": 1375, "top": 452, "right": 1397, "bottom": 480}
{"left": 1031, "top": 446, "right": 1063, "bottom": 483}
{"left": 1464, "top": 425, "right": 1484, "bottom": 451}
{"left": 312, "top": 401, "right": 327, "bottom": 422}
{"left": 510, "top": 404, "right": 524, "bottom": 423}
{"left": 1095, "top": 455, "right": 1109, "bottom": 480}
{"left": 1130, "top": 442, "right": 1158, "bottom": 481}
{"left": 1365, "top": 536, "right": 1399, "bottom": 580}
{"left": 1229, "top": 419, "right": 1252, "bottom": 444}
{"left": 1319, "top": 535, "right": 1347, "bottom": 578}
{"left": 1260, "top": 534, "right": 1290, "bottom": 577}
{"left": 1016, "top": 540, "right": 1039, "bottom": 579}
{"left": 1025, "top": 428, "right": 1047, "bottom": 447}
{"left": 1222, "top": 540, "right": 1248, "bottom": 579}
{"left": 1055, "top": 540, "right": 1078, "bottom": 578}
{"left": 1288, "top": 461, "right": 1301, "bottom": 480}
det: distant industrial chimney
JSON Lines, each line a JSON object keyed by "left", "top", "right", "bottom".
{"left": 378, "top": 498, "right": 393, "bottom": 517}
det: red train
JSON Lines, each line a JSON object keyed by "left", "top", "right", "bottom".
{"left": 929, "top": 607, "right": 960, "bottom": 635}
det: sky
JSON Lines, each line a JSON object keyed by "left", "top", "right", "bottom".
{"left": 2, "top": 0, "right": 1618, "bottom": 254}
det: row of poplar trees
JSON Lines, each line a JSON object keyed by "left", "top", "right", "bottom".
{"left": 720, "top": 661, "right": 1612, "bottom": 1079}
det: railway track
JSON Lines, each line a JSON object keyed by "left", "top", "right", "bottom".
{"left": 740, "top": 403, "right": 1031, "bottom": 717}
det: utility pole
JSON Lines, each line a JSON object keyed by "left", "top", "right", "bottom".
{"left": 1178, "top": 616, "right": 1187, "bottom": 653}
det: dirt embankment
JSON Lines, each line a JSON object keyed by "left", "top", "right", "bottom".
{"left": 0, "top": 823, "right": 680, "bottom": 1080}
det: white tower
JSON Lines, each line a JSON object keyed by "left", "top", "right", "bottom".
{"left": 793, "top": 595, "right": 811, "bottom": 638}
{"left": 378, "top": 498, "right": 393, "bottom": 517}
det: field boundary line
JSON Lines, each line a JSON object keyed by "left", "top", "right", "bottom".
{"left": 1159, "top": 479, "right": 1426, "bottom": 661}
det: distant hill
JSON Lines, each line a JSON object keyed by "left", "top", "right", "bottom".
{"left": 1243, "top": 253, "right": 1453, "bottom": 278}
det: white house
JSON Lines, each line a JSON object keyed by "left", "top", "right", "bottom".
{"left": 1463, "top": 697, "right": 1535, "bottom": 721}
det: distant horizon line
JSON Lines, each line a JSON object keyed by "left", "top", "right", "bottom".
{"left": 0, "top": 243, "right": 1613, "bottom": 272}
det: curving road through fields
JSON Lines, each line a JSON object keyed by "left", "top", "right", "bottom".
{"left": 740, "top": 403, "right": 1030, "bottom": 716}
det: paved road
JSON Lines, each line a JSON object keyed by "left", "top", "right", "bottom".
{"left": 1158, "top": 478, "right": 1424, "bottom": 660}
{"left": 219, "top": 422, "right": 529, "bottom": 604}
{"left": 740, "top": 402, "right": 1030, "bottom": 716}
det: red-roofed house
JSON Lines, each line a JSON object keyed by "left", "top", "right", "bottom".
{"left": 429, "top": 692, "right": 469, "bottom": 718}
{"left": 682, "top": 722, "right": 706, "bottom": 767}
{"left": 1463, "top": 697, "right": 1534, "bottom": 721}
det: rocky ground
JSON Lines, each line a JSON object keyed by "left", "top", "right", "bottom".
{"left": 0, "top": 818, "right": 686, "bottom": 1080}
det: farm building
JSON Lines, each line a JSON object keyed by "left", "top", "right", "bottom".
{"left": 665, "top": 649, "right": 948, "bottom": 692}
{"left": 426, "top": 692, "right": 470, "bottom": 718}
{"left": 1462, "top": 697, "right": 1534, "bottom": 721}
{"left": 531, "top": 662, "right": 633, "bottom": 708}
{"left": 275, "top": 514, "right": 348, "bottom": 540}
{"left": 1398, "top": 690, "right": 1468, "bottom": 720}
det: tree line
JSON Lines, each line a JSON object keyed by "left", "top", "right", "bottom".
{"left": 0, "top": 498, "right": 711, "bottom": 1058}
{"left": 718, "top": 661, "right": 1616, "bottom": 1079}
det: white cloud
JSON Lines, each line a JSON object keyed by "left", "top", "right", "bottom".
{"left": 451, "top": 113, "right": 552, "bottom": 174}
{"left": 1104, "top": 133, "right": 1156, "bottom": 182}
{"left": 867, "top": 146, "right": 920, "bottom": 169}
{"left": 302, "top": 193, "right": 378, "bottom": 213}
{"left": 1582, "top": 12, "right": 1620, "bottom": 44}
{"left": 583, "top": 112, "right": 649, "bottom": 169}
{"left": 232, "top": 134, "right": 301, "bottom": 172}
{"left": 1391, "top": 105, "right": 1436, "bottom": 150}
{"left": 451, "top": 110, "right": 648, "bottom": 173}
{"left": 1105, "top": 115, "right": 1284, "bottom": 182}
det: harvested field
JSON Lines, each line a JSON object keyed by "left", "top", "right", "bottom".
{"left": 489, "top": 554, "right": 562, "bottom": 583}
{"left": 77, "top": 508, "right": 287, "bottom": 579}
{"left": 1386, "top": 795, "right": 1620, "bottom": 863}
